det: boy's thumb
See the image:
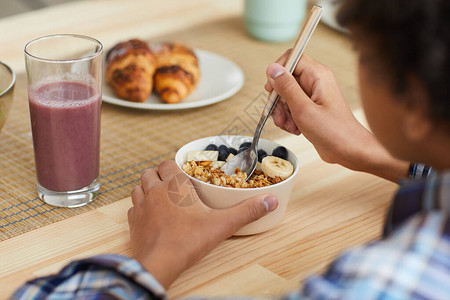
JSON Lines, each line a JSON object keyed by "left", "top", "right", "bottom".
{"left": 223, "top": 194, "right": 278, "bottom": 232}
{"left": 266, "top": 63, "right": 312, "bottom": 114}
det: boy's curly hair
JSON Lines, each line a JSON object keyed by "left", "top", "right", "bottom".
{"left": 337, "top": 0, "right": 450, "bottom": 123}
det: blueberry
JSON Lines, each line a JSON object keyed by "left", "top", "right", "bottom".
{"left": 237, "top": 147, "right": 247, "bottom": 154}
{"left": 218, "top": 145, "right": 229, "bottom": 161}
{"left": 218, "top": 145, "right": 228, "bottom": 152}
{"left": 272, "top": 146, "right": 288, "bottom": 160}
{"left": 239, "top": 142, "right": 251, "bottom": 149}
{"left": 205, "top": 144, "right": 218, "bottom": 151}
{"left": 218, "top": 150, "right": 228, "bottom": 161}
{"left": 257, "top": 149, "right": 267, "bottom": 163}
{"left": 229, "top": 147, "right": 237, "bottom": 155}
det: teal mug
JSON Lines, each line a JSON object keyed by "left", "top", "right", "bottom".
{"left": 244, "top": 0, "right": 307, "bottom": 42}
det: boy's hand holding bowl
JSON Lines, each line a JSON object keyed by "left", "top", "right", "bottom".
{"left": 128, "top": 136, "right": 298, "bottom": 288}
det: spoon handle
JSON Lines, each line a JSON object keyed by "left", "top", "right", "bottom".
{"left": 259, "top": 5, "right": 323, "bottom": 125}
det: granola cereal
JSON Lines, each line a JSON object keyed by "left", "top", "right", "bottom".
{"left": 182, "top": 160, "right": 284, "bottom": 188}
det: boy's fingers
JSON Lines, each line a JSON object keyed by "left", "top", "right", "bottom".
{"left": 264, "top": 80, "right": 272, "bottom": 92}
{"left": 219, "top": 194, "right": 278, "bottom": 234}
{"left": 266, "top": 63, "right": 314, "bottom": 123}
{"left": 158, "top": 160, "right": 182, "bottom": 181}
{"left": 127, "top": 207, "right": 135, "bottom": 231}
{"left": 141, "top": 168, "right": 161, "bottom": 193}
{"left": 265, "top": 49, "right": 293, "bottom": 93}
{"left": 271, "top": 102, "right": 287, "bottom": 128}
{"left": 281, "top": 102, "right": 299, "bottom": 133}
{"left": 292, "top": 54, "right": 318, "bottom": 77}
{"left": 131, "top": 185, "right": 145, "bottom": 207}
{"left": 276, "top": 48, "right": 292, "bottom": 65}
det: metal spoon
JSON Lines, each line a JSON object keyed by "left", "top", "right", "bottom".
{"left": 222, "top": 5, "right": 323, "bottom": 178}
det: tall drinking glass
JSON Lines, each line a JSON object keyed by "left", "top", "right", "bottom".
{"left": 24, "top": 34, "right": 103, "bottom": 207}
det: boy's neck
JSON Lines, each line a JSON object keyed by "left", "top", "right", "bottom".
{"left": 416, "top": 129, "right": 450, "bottom": 172}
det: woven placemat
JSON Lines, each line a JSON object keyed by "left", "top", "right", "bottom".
{"left": 0, "top": 17, "right": 356, "bottom": 241}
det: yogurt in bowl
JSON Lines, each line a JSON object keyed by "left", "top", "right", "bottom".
{"left": 175, "top": 135, "right": 299, "bottom": 235}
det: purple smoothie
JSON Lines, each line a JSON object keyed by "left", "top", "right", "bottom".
{"left": 29, "top": 81, "right": 101, "bottom": 192}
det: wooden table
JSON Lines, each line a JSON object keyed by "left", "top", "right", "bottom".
{"left": 0, "top": 0, "right": 398, "bottom": 297}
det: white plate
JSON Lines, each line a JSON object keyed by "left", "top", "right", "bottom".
{"left": 102, "top": 49, "right": 245, "bottom": 110}
{"left": 317, "top": 0, "right": 349, "bottom": 34}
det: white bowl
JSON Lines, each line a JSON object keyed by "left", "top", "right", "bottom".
{"left": 175, "top": 135, "right": 299, "bottom": 235}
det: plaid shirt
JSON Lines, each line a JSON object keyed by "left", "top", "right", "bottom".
{"left": 11, "top": 164, "right": 450, "bottom": 300}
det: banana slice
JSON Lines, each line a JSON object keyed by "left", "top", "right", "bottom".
{"left": 186, "top": 151, "right": 218, "bottom": 162}
{"left": 211, "top": 161, "right": 226, "bottom": 169}
{"left": 261, "top": 156, "right": 293, "bottom": 180}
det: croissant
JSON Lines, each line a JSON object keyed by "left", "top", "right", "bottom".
{"left": 106, "top": 39, "right": 156, "bottom": 102}
{"left": 152, "top": 42, "right": 200, "bottom": 104}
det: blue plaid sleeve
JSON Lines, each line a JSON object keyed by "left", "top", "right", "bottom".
{"left": 302, "top": 171, "right": 450, "bottom": 300}
{"left": 303, "top": 211, "right": 450, "bottom": 300}
{"left": 10, "top": 254, "right": 166, "bottom": 300}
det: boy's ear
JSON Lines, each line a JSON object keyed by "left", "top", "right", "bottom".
{"left": 402, "top": 75, "right": 432, "bottom": 142}
{"left": 403, "top": 109, "right": 432, "bottom": 142}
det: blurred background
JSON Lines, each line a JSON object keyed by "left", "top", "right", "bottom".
{"left": 0, "top": 0, "right": 75, "bottom": 18}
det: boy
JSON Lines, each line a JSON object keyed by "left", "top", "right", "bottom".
{"left": 12, "top": 0, "right": 449, "bottom": 298}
